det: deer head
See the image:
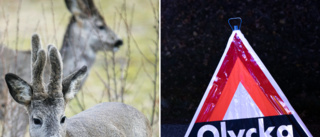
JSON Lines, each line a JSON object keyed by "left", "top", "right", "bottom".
{"left": 63, "top": 0, "right": 123, "bottom": 52}
{"left": 5, "top": 34, "right": 87, "bottom": 137}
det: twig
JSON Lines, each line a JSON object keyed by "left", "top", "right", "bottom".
{"left": 81, "top": 88, "right": 86, "bottom": 110}
{"left": 84, "top": 86, "right": 99, "bottom": 104}
{"left": 42, "top": 3, "right": 49, "bottom": 42}
{"left": 115, "top": 8, "right": 154, "bottom": 65}
{"left": 50, "top": 0, "right": 58, "bottom": 44}
{"left": 1, "top": 7, "right": 10, "bottom": 46}
{"left": 14, "top": 0, "right": 22, "bottom": 74}
{"left": 95, "top": 71, "right": 113, "bottom": 102}
{"left": 148, "top": 0, "right": 159, "bottom": 126}
{"left": 119, "top": 0, "right": 135, "bottom": 103}
{"left": 67, "top": 104, "right": 78, "bottom": 115}
{"left": 125, "top": 64, "right": 143, "bottom": 91}
{"left": 112, "top": 51, "right": 118, "bottom": 101}
{"left": 103, "top": 52, "right": 112, "bottom": 102}
{"left": 142, "top": 59, "right": 154, "bottom": 81}
{"left": 74, "top": 95, "right": 84, "bottom": 111}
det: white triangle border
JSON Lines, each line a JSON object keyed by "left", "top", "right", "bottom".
{"left": 184, "top": 30, "right": 312, "bottom": 137}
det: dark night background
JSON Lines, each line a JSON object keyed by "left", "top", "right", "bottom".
{"left": 161, "top": 0, "right": 320, "bottom": 136}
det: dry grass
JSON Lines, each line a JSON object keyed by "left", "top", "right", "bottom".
{"left": 0, "top": 0, "right": 159, "bottom": 136}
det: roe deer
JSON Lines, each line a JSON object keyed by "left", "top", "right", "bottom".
{"left": 61, "top": 0, "right": 123, "bottom": 76}
{"left": 0, "top": 0, "right": 123, "bottom": 136}
{"left": 5, "top": 35, "right": 151, "bottom": 137}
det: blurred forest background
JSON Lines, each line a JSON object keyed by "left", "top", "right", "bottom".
{"left": 161, "top": 0, "right": 320, "bottom": 136}
{"left": 0, "top": 0, "right": 159, "bottom": 136}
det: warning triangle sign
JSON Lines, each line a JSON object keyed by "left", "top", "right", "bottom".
{"left": 185, "top": 30, "right": 312, "bottom": 137}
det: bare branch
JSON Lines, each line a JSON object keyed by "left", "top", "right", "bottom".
{"left": 115, "top": 8, "right": 154, "bottom": 65}
{"left": 74, "top": 95, "right": 84, "bottom": 111}
{"left": 50, "top": 0, "right": 58, "bottom": 44}
{"left": 95, "top": 71, "right": 113, "bottom": 102}
{"left": 112, "top": 51, "right": 118, "bottom": 101}
{"left": 148, "top": 0, "right": 159, "bottom": 126}
{"left": 41, "top": 3, "right": 49, "bottom": 42}
{"left": 14, "top": 0, "right": 22, "bottom": 74}
{"left": 142, "top": 60, "right": 154, "bottom": 81}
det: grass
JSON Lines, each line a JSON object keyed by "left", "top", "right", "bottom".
{"left": 0, "top": 0, "right": 159, "bottom": 136}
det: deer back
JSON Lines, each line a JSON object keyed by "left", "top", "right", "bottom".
{"left": 66, "top": 102, "right": 152, "bottom": 137}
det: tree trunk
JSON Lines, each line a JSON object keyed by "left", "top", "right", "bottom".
{"left": 2, "top": 94, "right": 28, "bottom": 137}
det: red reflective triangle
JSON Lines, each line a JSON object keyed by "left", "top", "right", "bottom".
{"left": 209, "top": 58, "right": 279, "bottom": 121}
{"left": 196, "top": 33, "right": 291, "bottom": 123}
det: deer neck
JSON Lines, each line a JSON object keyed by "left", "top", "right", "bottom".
{"left": 60, "top": 17, "right": 96, "bottom": 77}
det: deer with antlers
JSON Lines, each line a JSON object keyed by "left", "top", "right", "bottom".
{"left": 5, "top": 34, "right": 151, "bottom": 137}
{"left": 0, "top": 0, "right": 124, "bottom": 136}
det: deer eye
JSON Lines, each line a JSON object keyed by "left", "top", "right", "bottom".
{"left": 33, "top": 118, "right": 42, "bottom": 125}
{"left": 60, "top": 116, "right": 66, "bottom": 124}
{"left": 97, "top": 25, "right": 105, "bottom": 30}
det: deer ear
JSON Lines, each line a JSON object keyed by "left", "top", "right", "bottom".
{"left": 5, "top": 73, "right": 32, "bottom": 105}
{"left": 65, "top": 0, "right": 83, "bottom": 15}
{"left": 62, "top": 66, "right": 87, "bottom": 102}
{"left": 65, "top": 0, "right": 96, "bottom": 17}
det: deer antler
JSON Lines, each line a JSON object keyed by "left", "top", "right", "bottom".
{"left": 48, "top": 45, "right": 63, "bottom": 98}
{"left": 31, "top": 34, "right": 47, "bottom": 100}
